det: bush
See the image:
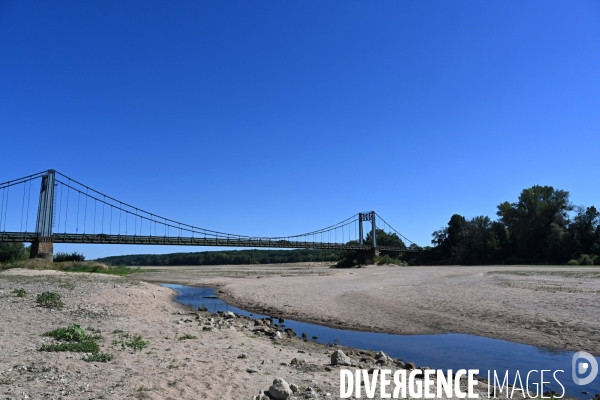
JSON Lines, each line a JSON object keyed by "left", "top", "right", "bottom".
{"left": 83, "top": 352, "right": 113, "bottom": 362}
{"left": 36, "top": 292, "right": 64, "bottom": 309}
{"left": 376, "top": 255, "right": 406, "bottom": 266}
{"left": 577, "top": 254, "right": 594, "bottom": 265}
{"left": 178, "top": 334, "right": 197, "bottom": 341}
{"left": 567, "top": 259, "right": 578, "bottom": 265}
{"left": 112, "top": 331, "right": 150, "bottom": 352}
{"left": 594, "top": 255, "right": 600, "bottom": 266}
{"left": 43, "top": 324, "right": 89, "bottom": 342}
{"left": 12, "top": 288, "right": 26, "bottom": 297}
{"left": 40, "top": 341, "right": 99, "bottom": 353}
{"left": 40, "top": 324, "right": 101, "bottom": 354}
{"left": 53, "top": 252, "right": 85, "bottom": 262}
{"left": 0, "top": 243, "right": 29, "bottom": 264}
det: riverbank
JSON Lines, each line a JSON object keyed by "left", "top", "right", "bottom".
{"left": 1, "top": 265, "right": 597, "bottom": 399}
{"left": 133, "top": 263, "right": 600, "bottom": 356}
{"left": 0, "top": 268, "right": 355, "bottom": 399}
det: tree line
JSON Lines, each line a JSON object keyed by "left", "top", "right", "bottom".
{"left": 97, "top": 249, "right": 342, "bottom": 266}
{"left": 416, "top": 185, "right": 600, "bottom": 265}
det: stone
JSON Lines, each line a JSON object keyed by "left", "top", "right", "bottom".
{"left": 197, "top": 306, "right": 207, "bottom": 311}
{"left": 330, "top": 350, "right": 351, "bottom": 366}
{"left": 237, "top": 353, "right": 248, "bottom": 359}
{"left": 246, "top": 368, "right": 259, "bottom": 373}
{"left": 290, "top": 358, "right": 306, "bottom": 366}
{"left": 405, "top": 362, "right": 416, "bottom": 370}
{"left": 268, "top": 377, "right": 293, "bottom": 400}
{"left": 290, "top": 384, "right": 299, "bottom": 393}
{"left": 274, "top": 331, "right": 283, "bottom": 339}
{"left": 224, "top": 311, "right": 235, "bottom": 319}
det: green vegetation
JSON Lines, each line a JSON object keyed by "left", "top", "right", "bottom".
{"left": 0, "top": 374, "right": 15, "bottom": 385}
{"left": 40, "top": 341, "right": 100, "bottom": 353}
{"left": 39, "top": 324, "right": 104, "bottom": 355}
{"left": 53, "top": 251, "right": 85, "bottom": 262}
{"left": 36, "top": 291, "right": 64, "bottom": 309}
{"left": 97, "top": 249, "right": 341, "bottom": 266}
{"left": 333, "top": 230, "right": 409, "bottom": 268}
{"left": 0, "top": 242, "right": 28, "bottom": 264}
{"left": 43, "top": 324, "right": 93, "bottom": 342}
{"left": 178, "top": 333, "right": 197, "bottom": 340}
{"left": 12, "top": 288, "right": 26, "bottom": 297}
{"left": 112, "top": 331, "right": 150, "bottom": 352}
{"left": 60, "top": 263, "right": 136, "bottom": 276}
{"left": 414, "top": 186, "right": 600, "bottom": 265}
{"left": 83, "top": 352, "right": 113, "bottom": 362}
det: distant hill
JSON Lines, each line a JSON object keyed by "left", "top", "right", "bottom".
{"left": 96, "top": 249, "right": 341, "bottom": 266}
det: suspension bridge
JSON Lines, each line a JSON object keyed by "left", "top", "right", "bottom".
{"left": 0, "top": 170, "right": 420, "bottom": 260}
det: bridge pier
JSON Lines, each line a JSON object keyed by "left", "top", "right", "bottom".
{"left": 30, "top": 240, "right": 54, "bottom": 261}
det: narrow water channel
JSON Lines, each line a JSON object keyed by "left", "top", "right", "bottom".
{"left": 162, "top": 283, "right": 599, "bottom": 399}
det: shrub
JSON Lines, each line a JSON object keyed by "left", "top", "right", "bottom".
{"left": 567, "top": 259, "right": 578, "bottom": 265}
{"left": 577, "top": 254, "right": 594, "bottom": 265}
{"left": 112, "top": 331, "right": 150, "bottom": 352}
{"left": 594, "top": 255, "right": 600, "bottom": 266}
{"left": 36, "top": 292, "right": 64, "bottom": 309}
{"left": 12, "top": 288, "right": 26, "bottom": 297}
{"left": 43, "top": 324, "right": 88, "bottom": 342}
{"left": 83, "top": 352, "right": 113, "bottom": 362}
{"left": 178, "top": 334, "right": 197, "bottom": 341}
{"left": 40, "top": 324, "right": 102, "bottom": 354}
{"left": 40, "top": 341, "right": 99, "bottom": 353}
{"left": 127, "top": 335, "right": 150, "bottom": 352}
{"left": 53, "top": 252, "right": 85, "bottom": 262}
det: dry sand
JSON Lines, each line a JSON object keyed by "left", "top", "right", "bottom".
{"left": 135, "top": 264, "right": 600, "bottom": 356}
{"left": 1, "top": 264, "right": 598, "bottom": 399}
{"left": 0, "top": 268, "right": 348, "bottom": 399}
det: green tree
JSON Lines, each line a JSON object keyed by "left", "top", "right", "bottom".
{"left": 497, "top": 185, "right": 572, "bottom": 262}
{"left": 0, "top": 243, "right": 29, "bottom": 263}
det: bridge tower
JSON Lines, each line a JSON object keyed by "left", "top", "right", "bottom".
{"left": 30, "top": 170, "right": 56, "bottom": 261}
{"left": 358, "top": 211, "right": 379, "bottom": 257}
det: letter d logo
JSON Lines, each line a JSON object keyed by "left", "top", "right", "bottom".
{"left": 572, "top": 351, "right": 598, "bottom": 385}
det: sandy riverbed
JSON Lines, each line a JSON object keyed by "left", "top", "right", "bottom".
{"left": 1, "top": 264, "right": 598, "bottom": 399}
{"left": 134, "top": 264, "right": 600, "bottom": 356}
{"left": 0, "top": 268, "right": 355, "bottom": 399}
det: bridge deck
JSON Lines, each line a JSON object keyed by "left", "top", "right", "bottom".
{"left": 0, "top": 232, "right": 418, "bottom": 253}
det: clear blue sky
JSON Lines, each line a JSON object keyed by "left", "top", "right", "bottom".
{"left": 1, "top": 1, "right": 599, "bottom": 259}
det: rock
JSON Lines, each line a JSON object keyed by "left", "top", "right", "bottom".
{"left": 290, "top": 383, "right": 299, "bottom": 393}
{"left": 238, "top": 353, "right": 248, "bottom": 359}
{"left": 268, "top": 377, "right": 293, "bottom": 400}
{"left": 395, "top": 360, "right": 406, "bottom": 368}
{"left": 375, "top": 351, "right": 389, "bottom": 361}
{"left": 224, "top": 311, "right": 236, "bottom": 319}
{"left": 290, "top": 358, "right": 306, "bottom": 366}
{"left": 330, "top": 350, "right": 351, "bottom": 366}
{"left": 301, "top": 333, "right": 308, "bottom": 339}
{"left": 246, "top": 368, "right": 259, "bottom": 373}
{"left": 252, "top": 394, "right": 269, "bottom": 400}
{"left": 274, "top": 331, "right": 283, "bottom": 339}
{"left": 405, "top": 362, "right": 416, "bottom": 370}
{"left": 197, "top": 306, "right": 207, "bottom": 311}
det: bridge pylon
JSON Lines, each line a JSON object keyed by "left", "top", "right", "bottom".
{"left": 30, "top": 170, "right": 55, "bottom": 261}
{"left": 358, "top": 211, "right": 379, "bottom": 258}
